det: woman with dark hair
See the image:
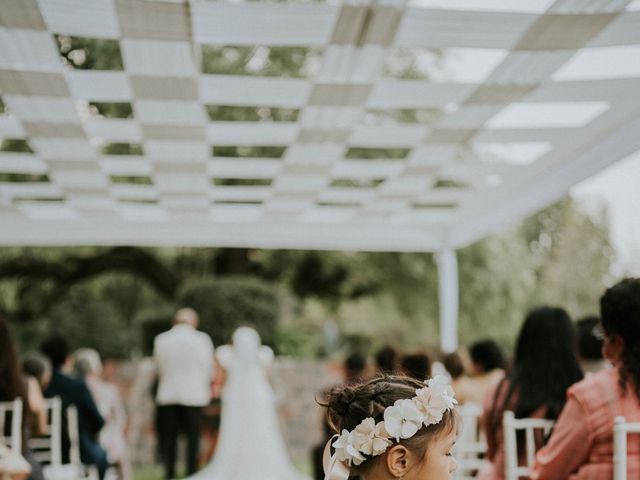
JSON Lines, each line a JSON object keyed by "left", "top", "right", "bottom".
{"left": 374, "top": 346, "right": 398, "bottom": 375}
{"left": 478, "top": 307, "right": 583, "bottom": 480}
{"left": 0, "top": 318, "right": 45, "bottom": 480}
{"left": 531, "top": 278, "right": 640, "bottom": 479}
{"left": 451, "top": 340, "right": 508, "bottom": 405}
{"left": 470, "top": 340, "right": 507, "bottom": 374}
{"left": 400, "top": 352, "right": 432, "bottom": 381}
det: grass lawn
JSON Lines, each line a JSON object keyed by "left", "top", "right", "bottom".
{"left": 133, "top": 465, "right": 164, "bottom": 480}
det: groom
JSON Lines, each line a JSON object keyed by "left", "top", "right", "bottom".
{"left": 154, "top": 308, "right": 215, "bottom": 479}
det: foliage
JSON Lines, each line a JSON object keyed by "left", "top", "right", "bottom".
{"left": 0, "top": 173, "right": 49, "bottom": 183}
{"left": 356, "top": 197, "right": 613, "bottom": 351}
{"left": 212, "top": 146, "right": 286, "bottom": 158}
{"left": 290, "top": 252, "right": 349, "bottom": 304}
{"left": 207, "top": 105, "right": 298, "bottom": 122}
{"left": 526, "top": 197, "right": 614, "bottom": 316}
{"left": 201, "top": 46, "right": 319, "bottom": 77}
{"left": 363, "top": 108, "right": 443, "bottom": 125}
{"left": 178, "top": 276, "right": 279, "bottom": 347}
{"left": 345, "top": 148, "right": 410, "bottom": 159}
{"left": 0, "top": 139, "right": 34, "bottom": 153}
{"left": 89, "top": 102, "right": 133, "bottom": 119}
{"left": 102, "top": 143, "right": 143, "bottom": 156}
{"left": 13, "top": 272, "right": 168, "bottom": 358}
{"left": 137, "top": 309, "right": 174, "bottom": 357}
{"left": 55, "top": 35, "right": 123, "bottom": 70}
{"left": 273, "top": 323, "right": 324, "bottom": 357}
{"left": 0, "top": 195, "right": 614, "bottom": 359}
{"left": 456, "top": 233, "right": 535, "bottom": 347}
{"left": 0, "top": 247, "right": 179, "bottom": 323}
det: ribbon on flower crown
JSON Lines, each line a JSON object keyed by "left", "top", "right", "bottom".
{"left": 323, "top": 434, "right": 351, "bottom": 480}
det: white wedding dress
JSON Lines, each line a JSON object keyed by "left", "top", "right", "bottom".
{"left": 189, "top": 327, "right": 307, "bottom": 480}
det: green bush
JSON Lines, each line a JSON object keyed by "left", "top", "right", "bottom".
{"left": 273, "top": 324, "right": 324, "bottom": 357}
{"left": 137, "top": 308, "right": 174, "bottom": 356}
{"left": 178, "top": 276, "right": 279, "bottom": 347}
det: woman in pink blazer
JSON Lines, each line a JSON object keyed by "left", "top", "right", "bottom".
{"left": 531, "top": 278, "right": 640, "bottom": 480}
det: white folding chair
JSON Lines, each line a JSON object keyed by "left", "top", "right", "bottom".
{"left": 29, "top": 398, "right": 96, "bottom": 480}
{"left": 29, "top": 397, "right": 63, "bottom": 467}
{"left": 66, "top": 406, "right": 98, "bottom": 480}
{"left": 453, "top": 402, "right": 487, "bottom": 480}
{"left": 0, "top": 398, "right": 23, "bottom": 453}
{"left": 503, "top": 410, "right": 555, "bottom": 480}
{"left": 614, "top": 416, "right": 640, "bottom": 480}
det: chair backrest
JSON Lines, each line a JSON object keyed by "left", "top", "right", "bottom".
{"left": 29, "top": 397, "right": 63, "bottom": 467}
{"left": 0, "top": 398, "right": 23, "bottom": 453}
{"left": 454, "top": 402, "right": 486, "bottom": 480}
{"left": 66, "top": 406, "right": 82, "bottom": 468}
{"left": 614, "top": 416, "right": 640, "bottom": 480}
{"left": 503, "top": 410, "right": 555, "bottom": 480}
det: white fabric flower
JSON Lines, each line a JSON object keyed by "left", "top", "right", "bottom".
{"left": 414, "top": 375, "right": 458, "bottom": 426}
{"left": 333, "top": 429, "right": 366, "bottom": 466}
{"left": 383, "top": 399, "right": 424, "bottom": 441}
{"left": 352, "top": 418, "right": 393, "bottom": 456}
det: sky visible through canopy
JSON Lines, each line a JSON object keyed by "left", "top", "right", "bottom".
{"left": 573, "top": 150, "right": 640, "bottom": 275}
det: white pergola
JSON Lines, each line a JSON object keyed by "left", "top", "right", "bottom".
{"left": 1, "top": 0, "right": 640, "bottom": 350}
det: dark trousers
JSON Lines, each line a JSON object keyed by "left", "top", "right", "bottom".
{"left": 157, "top": 405, "right": 202, "bottom": 479}
{"left": 80, "top": 436, "right": 109, "bottom": 480}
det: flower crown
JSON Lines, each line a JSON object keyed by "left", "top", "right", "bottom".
{"left": 323, "top": 375, "right": 457, "bottom": 479}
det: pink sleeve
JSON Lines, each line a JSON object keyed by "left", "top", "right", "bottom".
{"left": 530, "top": 395, "right": 592, "bottom": 480}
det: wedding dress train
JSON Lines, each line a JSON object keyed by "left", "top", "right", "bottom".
{"left": 189, "top": 327, "right": 307, "bottom": 480}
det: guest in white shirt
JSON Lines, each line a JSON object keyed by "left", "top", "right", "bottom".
{"left": 153, "top": 308, "right": 214, "bottom": 479}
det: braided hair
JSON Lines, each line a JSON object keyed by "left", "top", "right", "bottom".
{"left": 321, "top": 375, "right": 456, "bottom": 475}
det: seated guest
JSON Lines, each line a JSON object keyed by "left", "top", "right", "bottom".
{"left": 74, "top": 349, "right": 132, "bottom": 480}
{"left": 531, "top": 278, "right": 640, "bottom": 479}
{"left": 374, "top": 345, "right": 398, "bottom": 375}
{"left": 576, "top": 315, "right": 609, "bottom": 375}
{"left": 344, "top": 352, "right": 367, "bottom": 385}
{"left": 0, "top": 318, "right": 45, "bottom": 480}
{"left": 19, "top": 353, "right": 49, "bottom": 439}
{"left": 40, "top": 338, "right": 108, "bottom": 480}
{"left": 478, "top": 307, "right": 583, "bottom": 480}
{"left": 466, "top": 340, "right": 508, "bottom": 404}
{"left": 22, "top": 353, "right": 52, "bottom": 393}
{"left": 400, "top": 352, "right": 431, "bottom": 381}
{"left": 443, "top": 351, "right": 475, "bottom": 404}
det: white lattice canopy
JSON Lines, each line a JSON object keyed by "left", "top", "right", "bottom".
{"left": 1, "top": 0, "right": 640, "bottom": 251}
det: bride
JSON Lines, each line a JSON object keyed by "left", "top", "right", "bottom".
{"left": 190, "top": 327, "right": 307, "bottom": 480}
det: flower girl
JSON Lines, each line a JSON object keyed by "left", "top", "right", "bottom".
{"left": 322, "top": 375, "right": 458, "bottom": 480}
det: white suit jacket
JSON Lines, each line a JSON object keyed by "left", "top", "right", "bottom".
{"left": 153, "top": 324, "right": 214, "bottom": 407}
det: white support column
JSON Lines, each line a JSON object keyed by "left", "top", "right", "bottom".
{"left": 436, "top": 248, "right": 459, "bottom": 353}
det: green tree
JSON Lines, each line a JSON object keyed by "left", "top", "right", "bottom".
{"left": 178, "top": 276, "right": 279, "bottom": 347}
{"left": 527, "top": 198, "right": 614, "bottom": 316}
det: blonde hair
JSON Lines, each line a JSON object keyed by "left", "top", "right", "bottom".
{"left": 74, "top": 348, "right": 102, "bottom": 377}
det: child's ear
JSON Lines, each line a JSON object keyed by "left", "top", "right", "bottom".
{"left": 385, "top": 444, "right": 412, "bottom": 478}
